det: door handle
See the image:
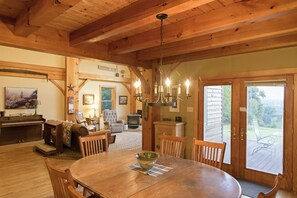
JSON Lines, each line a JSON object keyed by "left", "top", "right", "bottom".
{"left": 232, "top": 127, "right": 236, "bottom": 140}
{"left": 240, "top": 128, "right": 244, "bottom": 141}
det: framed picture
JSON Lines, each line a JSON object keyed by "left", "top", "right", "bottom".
{"left": 5, "top": 87, "right": 37, "bottom": 109}
{"left": 119, "top": 96, "right": 127, "bottom": 105}
{"left": 169, "top": 86, "right": 180, "bottom": 112}
{"left": 83, "top": 94, "right": 94, "bottom": 105}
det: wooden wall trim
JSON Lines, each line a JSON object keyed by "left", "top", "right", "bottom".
{"left": 293, "top": 74, "right": 297, "bottom": 192}
{"left": 0, "top": 60, "right": 65, "bottom": 80}
{"left": 283, "top": 75, "right": 294, "bottom": 190}
{"left": 78, "top": 79, "right": 89, "bottom": 91}
{"left": 120, "top": 83, "right": 131, "bottom": 94}
{"left": 193, "top": 79, "right": 199, "bottom": 139}
{"left": 49, "top": 79, "right": 65, "bottom": 95}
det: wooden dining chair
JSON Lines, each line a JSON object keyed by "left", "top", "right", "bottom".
{"left": 191, "top": 138, "right": 226, "bottom": 169}
{"left": 44, "top": 158, "right": 76, "bottom": 198}
{"left": 160, "top": 134, "right": 186, "bottom": 158}
{"left": 64, "top": 169, "right": 100, "bottom": 198}
{"left": 257, "top": 174, "right": 281, "bottom": 198}
{"left": 79, "top": 133, "right": 108, "bottom": 157}
{"left": 66, "top": 182, "right": 86, "bottom": 198}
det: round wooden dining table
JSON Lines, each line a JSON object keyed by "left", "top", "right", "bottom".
{"left": 70, "top": 150, "right": 241, "bottom": 198}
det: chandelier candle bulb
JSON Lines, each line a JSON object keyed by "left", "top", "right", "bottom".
{"left": 154, "top": 83, "right": 158, "bottom": 95}
{"left": 165, "top": 77, "right": 171, "bottom": 93}
{"left": 185, "top": 79, "right": 190, "bottom": 95}
{"left": 178, "top": 83, "right": 181, "bottom": 95}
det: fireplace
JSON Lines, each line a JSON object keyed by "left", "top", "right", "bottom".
{"left": 127, "top": 114, "right": 141, "bottom": 129}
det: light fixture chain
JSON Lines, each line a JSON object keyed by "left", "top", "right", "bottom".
{"left": 159, "top": 17, "right": 164, "bottom": 69}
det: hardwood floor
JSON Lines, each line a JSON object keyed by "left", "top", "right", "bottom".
{"left": 0, "top": 141, "right": 296, "bottom": 198}
{"left": 0, "top": 141, "right": 74, "bottom": 198}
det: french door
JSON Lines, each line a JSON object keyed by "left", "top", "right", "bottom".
{"left": 198, "top": 76, "right": 293, "bottom": 188}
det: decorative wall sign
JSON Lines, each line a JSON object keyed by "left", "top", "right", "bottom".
{"left": 83, "top": 94, "right": 94, "bottom": 105}
{"left": 97, "top": 65, "right": 117, "bottom": 72}
{"left": 119, "top": 96, "right": 128, "bottom": 105}
{"left": 5, "top": 87, "right": 37, "bottom": 109}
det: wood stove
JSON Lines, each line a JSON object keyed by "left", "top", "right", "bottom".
{"left": 127, "top": 114, "right": 141, "bottom": 129}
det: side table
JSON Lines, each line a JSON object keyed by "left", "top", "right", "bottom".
{"left": 43, "top": 120, "right": 63, "bottom": 153}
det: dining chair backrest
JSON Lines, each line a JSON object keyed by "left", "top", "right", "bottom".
{"left": 191, "top": 138, "right": 226, "bottom": 169}
{"left": 79, "top": 133, "right": 108, "bottom": 157}
{"left": 160, "top": 135, "right": 186, "bottom": 158}
{"left": 257, "top": 174, "right": 281, "bottom": 198}
{"left": 44, "top": 158, "right": 75, "bottom": 198}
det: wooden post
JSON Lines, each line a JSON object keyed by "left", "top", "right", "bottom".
{"left": 141, "top": 62, "right": 161, "bottom": 151}
{"left": 130, "top": 68, "right": 137, "bottom": 114}
{"left": 65, "top": 57, "right": 79, "bottom": 121}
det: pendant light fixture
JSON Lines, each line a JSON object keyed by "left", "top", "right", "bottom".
{"left": 134, "top": 13, "right": 191, "bottom": 106}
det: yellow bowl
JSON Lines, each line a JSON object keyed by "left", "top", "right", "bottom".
{"left": 135, "top": 152, "right": 159, "bottom": 170}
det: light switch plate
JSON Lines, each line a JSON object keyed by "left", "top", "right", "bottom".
{"left": 187, "top": 107, "right": 193, "bottom": 112}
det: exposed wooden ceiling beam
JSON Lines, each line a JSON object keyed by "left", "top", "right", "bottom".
{"left": 70, "top": 0, "right": 215, "bottom": 46}
{"left": 138, "top": 12, "right": 297, "bottom": 60}
{"left": 109, "top": 0, "right": 297, "bottom": 54}
{"left": 162, "top": 34, "right": 297, "bottom": 64}
{"left": 0, "top": 15, "right": 15, "bottom": 25}
{"left": 14, "top": 0, "right": 82, "bottom": 37}
{"left": 129, "top": 66, "right": 150, "bottom": 94}
{"left": 0, "top": 21, "right": 149, "bottom": 67}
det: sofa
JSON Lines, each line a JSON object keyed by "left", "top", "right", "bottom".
{"left": 46, "top": 120, "right": 115, "bottom": 152}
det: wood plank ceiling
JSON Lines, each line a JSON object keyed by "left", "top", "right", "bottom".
{"left": 0, "top": 0, "right": 296, "bottom": 67}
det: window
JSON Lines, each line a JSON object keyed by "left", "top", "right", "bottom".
{"left": 100, "top": 87, "right": 115, "bottom": 112}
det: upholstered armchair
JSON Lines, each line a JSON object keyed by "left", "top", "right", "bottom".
{"left": 103, "top": 110, "right": 124, "bottom": 133}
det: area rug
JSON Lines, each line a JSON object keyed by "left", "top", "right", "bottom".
{"left": 109, "top": 131, "right": 142, "bottom": 151}
{"left": 237, "top": 179, "right": 271, "bottom": 198}
{"left": 34, "top": 131, "right": 142, "bottom": 159}
{"left": 34, "top": 145, "right": 82, "bottom": 160}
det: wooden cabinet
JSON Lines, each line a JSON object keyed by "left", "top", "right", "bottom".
{"left": 154, "top": 121, "right": 185, "bottom": 152}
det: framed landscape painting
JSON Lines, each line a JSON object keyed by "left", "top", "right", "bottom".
{"left": 83, "top": 94, "right": 94, "bottom": 105}
{"left": 5, "top": 87, "right": 37, "bottom": 109}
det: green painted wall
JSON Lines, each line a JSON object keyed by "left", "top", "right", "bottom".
{"left": 161, "top": 46, "right": 297, "bottom": 158}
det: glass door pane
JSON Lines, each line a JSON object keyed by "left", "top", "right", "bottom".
{"left": 204, "top": 85, "right": 231, "bottom": 164}
{"left": 246, "top": 85, "right": 284, "bottom": 174}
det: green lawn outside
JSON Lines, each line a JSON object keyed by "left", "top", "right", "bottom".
{"left": 223, "top": 124, "right": 282, "bottom": 142}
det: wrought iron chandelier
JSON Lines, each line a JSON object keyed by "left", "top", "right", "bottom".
{"left": 134, "top": 13, "right": 190, "bottom": 106}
